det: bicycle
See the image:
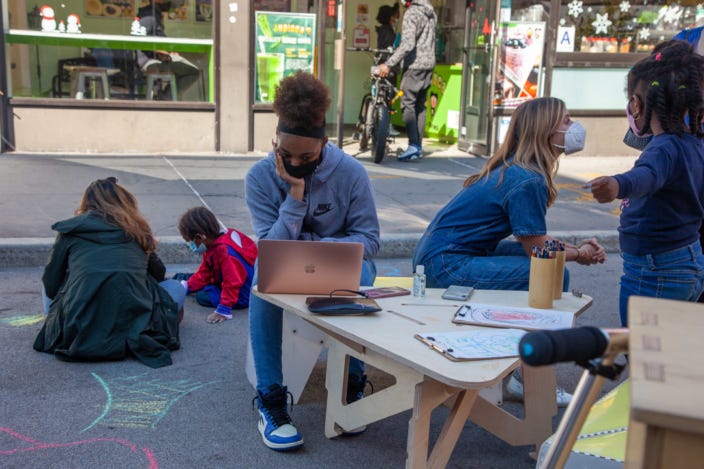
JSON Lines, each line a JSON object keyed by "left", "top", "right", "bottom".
{"left": 348, "top": 47, "right": 403, "bottom": 164}
{"left": 519, "top": 326, "right": 629, "bottom": 469}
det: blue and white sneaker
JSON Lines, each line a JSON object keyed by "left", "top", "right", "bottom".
{"left": 397, "top": 144, "right": 422, "bottom": 161}
{"left": 255, "top": 384, "right": 304, "bottom": 451}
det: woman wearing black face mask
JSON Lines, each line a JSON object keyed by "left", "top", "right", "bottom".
{"left": 244, "top": 71, "right": 380, "bottom": 452}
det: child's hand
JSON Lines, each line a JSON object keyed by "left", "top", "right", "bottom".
{"left": 206, "top": 304, "right": 232, "bottom": 324}
{"left": 585, "top": 176, "right": 619, "bottom": 203}
{"left": 206, "top": 312, "right": 229, "bottom": 324}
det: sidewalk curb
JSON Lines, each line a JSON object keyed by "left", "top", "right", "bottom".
{"left": 0, "top": 231, "right": 620, "bottom": 268}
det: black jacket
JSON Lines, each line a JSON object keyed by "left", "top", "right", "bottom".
{"left": 34, "top": 212, "right": 180, "bottom": 368}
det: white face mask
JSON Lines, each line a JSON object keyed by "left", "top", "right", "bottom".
{"left": 553, "top": 121, "right": 586, "bottom": 155}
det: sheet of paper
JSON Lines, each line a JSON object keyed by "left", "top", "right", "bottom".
{"left": 416, "top": 328, "right": 526, "bottom": 360}
{"left": 453, "top": 303, "right": 574, "bottom": 331}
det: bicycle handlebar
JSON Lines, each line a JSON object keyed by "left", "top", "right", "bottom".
{"left": 519, "top": 326, "right": 610, "bottom": 366}
{"left": 346, "top": 47, "right": 394, "bottom": 54}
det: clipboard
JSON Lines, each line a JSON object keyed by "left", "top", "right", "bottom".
{"left": 414, "top": 329, "right": 526, "bottom": 361}
{"left": 452, "top": 303, "right": 575, "bottom": 331}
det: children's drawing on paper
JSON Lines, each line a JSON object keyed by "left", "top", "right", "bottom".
{"left": 82, "top": 373, "right": 216, "bottom": 432}
{"left": 0, "top": 427, "right": 158, "bottom": 468}
{"left": 453, "top": 303, "right": 574, "bottom": 330}
{"left": 419, "top": 328, "right": 526, "bottom": 360}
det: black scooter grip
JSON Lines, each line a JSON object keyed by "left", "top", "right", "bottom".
{"left": 519, "top": 326, "right": 609, "bottom": 366}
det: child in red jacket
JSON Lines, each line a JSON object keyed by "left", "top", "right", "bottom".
{"left": 178, "top": 207, "right": 257, "bottom": 324}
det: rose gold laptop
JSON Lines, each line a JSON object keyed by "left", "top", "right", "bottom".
{"left": 257, "top": 240, "right": 364, "bottom": 295}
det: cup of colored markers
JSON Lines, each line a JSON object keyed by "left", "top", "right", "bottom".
{"left": 551, "top": 241, "right": 566, "bottom": 299}
{"left": 528, "top": 245, "right": 554, "bottom": 309}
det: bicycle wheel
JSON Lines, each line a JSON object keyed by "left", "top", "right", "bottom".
{"left": 371, "top": 105, "right": 390, "bottom": 164}
{"left": 358, "top": 95, "right": 373, "bottom": 151}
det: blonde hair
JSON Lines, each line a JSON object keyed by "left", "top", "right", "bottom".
{"left": 463, "top": 97, "right": 565, "bottom": 206}
{"left": 76, "top": 177, "right": 157, "bottom": 253}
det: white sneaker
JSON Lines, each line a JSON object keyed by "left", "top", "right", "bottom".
{"left": 505, "top": 375, "right": 572, "bottom": 408}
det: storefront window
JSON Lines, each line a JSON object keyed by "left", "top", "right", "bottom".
{"left": 6, "top": 0, "right": 213, "bottom": 101}
{"left": 558, "top": 0, "right": 699, "bottom": 53}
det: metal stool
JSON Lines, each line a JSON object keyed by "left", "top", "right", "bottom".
{"left": 70, "top": 67, "right": 110, "bottom": 99}
{"left": 145, "top": 72, "right": 178, "bottom": 100}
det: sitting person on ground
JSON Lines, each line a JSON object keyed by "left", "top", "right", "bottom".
{"left": 412, "top": 97, "right": 607, "bottom": 406}
{"left": 34, "top": 177, "right": 185, "bottom": 368}
{"left": 177, "top": 206, "right": 257, "bottom": 324}
{"left": 245, "top": 71, "right": 380, "bottom": 451}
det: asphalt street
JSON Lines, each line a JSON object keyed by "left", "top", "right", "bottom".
{"left": 0, "top": 147, "right": 632, "bottom": 468}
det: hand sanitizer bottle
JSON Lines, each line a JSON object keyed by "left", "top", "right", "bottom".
{"left": 413, "top": 265, "right": 426, "bottom": 298}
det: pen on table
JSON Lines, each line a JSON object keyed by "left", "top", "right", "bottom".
{"left": 386, "top": 309, "right": 426, "bottom": 325}
{"left": 400, "top": 303, "right": 460, "bottom": 307}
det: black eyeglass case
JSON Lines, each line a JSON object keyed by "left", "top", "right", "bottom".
{"left": 306, "top": 297, "right": 382, "bottom": 315}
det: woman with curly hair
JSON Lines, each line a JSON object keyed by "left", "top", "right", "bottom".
{"left": 588, "top": 40, "right": 704, "bottom": 326}
{"left": 34, "top": 177, "right": 186, "bottom": 368}
{"left": 246, "top": 71, "right": 380, "bottom": 451}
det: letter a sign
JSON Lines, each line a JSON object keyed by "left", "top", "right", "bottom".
{"left": 556, "top": 26, "right": 575, "bottom": 52}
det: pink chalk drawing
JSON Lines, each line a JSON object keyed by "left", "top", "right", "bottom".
{"left": 0, "top": 427, "right": 158, "bottom": 468}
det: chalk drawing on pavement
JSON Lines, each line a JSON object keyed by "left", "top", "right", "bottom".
{"left": 82, "top": 373, "right": 216, "bottom": 432}
{"left": 0, "top": 314, "right": 45, "bottom": 326}
{"left": 0, "top": 427, "right": 158, "bottom": 468}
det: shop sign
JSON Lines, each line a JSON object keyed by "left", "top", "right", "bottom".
{"left": 556, "top": 26, "right": 575, "bottom": 52}
{"left": 254, "top": 11, "right": 316, "bottom": 103}
{"left": 496, "top": 21, "right": 545, "bottom": 108}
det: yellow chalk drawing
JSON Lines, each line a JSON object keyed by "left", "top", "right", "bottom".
{"left": 0, "top": 314, "right": 45, "bottom": 326}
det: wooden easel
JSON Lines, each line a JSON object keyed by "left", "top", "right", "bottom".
{"left": 626, "top": 296, "right": 704, "bottom": 468}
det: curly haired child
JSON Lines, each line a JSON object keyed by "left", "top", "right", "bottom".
{"left": 178, "top": 206, "right": 257, "bottom": 324}
{"left": 587, "top": 40, "right": 704, "bottom": 326}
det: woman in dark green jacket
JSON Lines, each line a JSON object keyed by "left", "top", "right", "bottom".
{"left": 34, "top": 177, "right": 185, "bottom": 368}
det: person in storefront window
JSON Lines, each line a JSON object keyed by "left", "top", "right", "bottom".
{"left": 136, "top": 0, "right": 201, "bottom": 101}
{"left": 413, "top": 97, "right": 606, "bottom": 406}
{"left": 377, "top": 0, "right": 436, "bottom": 162}
{"left": 138, "top": 0, "right": 170, "bottom": 37}
{"left": 587, "top": 40, "right": 704, "bottom": 325}
{"left": 246, "top": 71, "right": 380, "bottom": 452}
{"left": 376, "top": 3, "right": 400, "bottom": 51}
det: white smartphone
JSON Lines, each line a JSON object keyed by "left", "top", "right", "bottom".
{"left": 442, "top": 285, "right": 474, "bottom": 301}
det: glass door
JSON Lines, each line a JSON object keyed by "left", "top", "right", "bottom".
{"left": 458, "top": 0, "right": 498, "bottom": 156}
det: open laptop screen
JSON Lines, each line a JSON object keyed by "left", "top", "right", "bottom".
{"left": 257, "top": 240, "right": 364, "bottom": 295}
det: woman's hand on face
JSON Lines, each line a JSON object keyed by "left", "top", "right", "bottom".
{"left": 274, "top": 152, "right": 305, "bottom": 200}
{"left": 585, "top": 176, "right": 619, "bottom": 203}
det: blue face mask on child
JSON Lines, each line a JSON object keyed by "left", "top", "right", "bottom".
{"left": 189, "top": 240, "right": 207, "bottom": 254}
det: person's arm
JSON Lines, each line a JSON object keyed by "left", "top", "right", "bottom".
{"left": 516, "top": 235, "right": 605, "bottom": 265}
{"left": 379, "top": 11, "right": 418, "bottom": 76}
{"left": 245, "top": 158, "right": 307, "bottom": 240}
{"left": 506, "top": 175, "right": 605, "bottom": 265}
{"left": 588, "top": 143, "right": 671, "bottom": 203}
{"left": 42, "top": 234, "right": 70, "bottom": 298}
{"left": 318, "top": 172, "right": 381, "bottom": 258}
{"left": 384, "top": 12, "right": 418, "bottom": 68}
{"left": 215, "top": 248, "right": 249, "bottom": 312}
{"left": 186, "top": 258, "right": 214, "bottom": 293}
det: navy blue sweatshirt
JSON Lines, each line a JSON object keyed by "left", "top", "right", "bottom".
{"left": 615, "top": 133, "right": 704, "bottom": 255}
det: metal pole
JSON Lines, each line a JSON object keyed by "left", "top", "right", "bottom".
{"left": 0, "top": 0, "right": 16, "bottom": 152}
{"left": 335, "top": 0, "right": 346, "bottom": 148}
